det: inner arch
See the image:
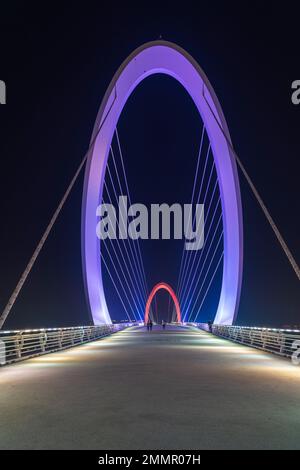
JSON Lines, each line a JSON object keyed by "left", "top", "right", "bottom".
{"left": 145, "top": 282, "right": 181, "bottom": 324}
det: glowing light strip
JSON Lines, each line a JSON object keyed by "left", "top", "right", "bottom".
{"left": 105, "top": 162, "right": 147, "bottom": 302}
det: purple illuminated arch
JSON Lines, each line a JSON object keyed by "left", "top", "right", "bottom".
{"left": 81, "top": 40, "right": 243, "bottom": 326}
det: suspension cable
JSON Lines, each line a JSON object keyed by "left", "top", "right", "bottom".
{"left": 100, "top": 188, "right": 144, "bottom": 320}
{"left": 180, "top": 190, "right": 221, "bottom": 311}
{"left": 183, "top": 222, "right": 223, "bottom": 321}
{"left": 105, "top": 162, "right": 148, "bottom": 302}
{"left": 181, "top": 199, "right": 221, "bottom": 312}
{"left": 187, "top": 235, "right": 224, "bottom": 322}
{"left": 115, "top": 128, "right": 149, "bottom": 296}
{"left": 176, "top": 124, "right": 205, "bottom": 294}
{"left": 100, "top": 253, "right": 132, "bottom": 322}
{"left": 101, "top": 242, "right": 140, "bottom": 322}
{"left": 177, "top": 142, "right": 211, "bottom": 296}
{"left": 0, "top": 89, "right": 120, "bottom": 330}
{"left": 110, "top": 144, "right": 148, "bottom": 298}
{"left": 154, "top": 295, "right": 158, "bottom": 324}
{"left": 193, "top": 251, "right": 224, "bottom": 323}
{"left": 103, "top": 178, "right": 147, "bottom": 309}
{"left": 180, "top": 174, "right": 220, "bottom": 303}
{"left": 179, "top": 154, "right": 216, "bottom": 300}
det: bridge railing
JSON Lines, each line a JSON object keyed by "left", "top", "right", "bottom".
{"left": 0, "top": 323, "right": 135, "bottom": 366}
{"left": 193, "top": 323, "right": 300, "bottom": 359}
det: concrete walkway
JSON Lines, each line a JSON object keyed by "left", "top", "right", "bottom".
{"left": 1, "top": 325, "right": 300, "bottom": 449}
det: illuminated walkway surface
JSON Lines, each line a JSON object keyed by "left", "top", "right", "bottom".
{"left": 1, "top": 325, "right": 300, "bottom": 450}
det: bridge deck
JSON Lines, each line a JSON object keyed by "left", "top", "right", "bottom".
{"left": 1, "top": 325, "right": 300, "bottom": 449}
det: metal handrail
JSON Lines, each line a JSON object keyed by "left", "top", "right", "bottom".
{"left": 0, "top": 323, "right": 135, "bottom": 366}
{"left": 193, "top": 323, "right": 300, "bottom": 359}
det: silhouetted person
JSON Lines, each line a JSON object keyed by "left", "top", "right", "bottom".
{"left": 162, "top": 321, "right": 166, "bottom": 330}
{"left": 146, "top": 320, "right": 150, "bottom": 331}
{"left": 149, "top": 321, "right": 153, "bottom": 331}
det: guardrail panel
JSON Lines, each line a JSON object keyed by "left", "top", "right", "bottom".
{"left": 193, "top": 323, "right": 300, "bottom": 360}
{"left": 0, "top": 323, "right": 136, "bottom": 366}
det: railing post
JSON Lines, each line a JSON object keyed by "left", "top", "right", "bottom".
{"left": 58, "top": 329, "right": 63, "bottom": 349}
{"left": 278, "top": 332, "right": 285, "bottom": 354}
{"left": 39, "top": 331, "right": 47, "bottom": 353}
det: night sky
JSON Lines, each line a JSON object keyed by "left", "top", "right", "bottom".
{"left": 0, "top": 2, "right": 299, "bottom": 329}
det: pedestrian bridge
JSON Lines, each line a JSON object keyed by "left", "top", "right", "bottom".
{"left": 1, "top": 39, "right": 299, "bottom": 452}
{"left": 1, "top": 325, "right": 300, "bottom": 450}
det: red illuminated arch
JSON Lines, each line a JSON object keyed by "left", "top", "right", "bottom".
{"left": 145, "top": 282, "right": 181, "bottom": 324}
